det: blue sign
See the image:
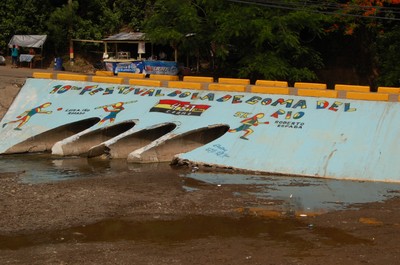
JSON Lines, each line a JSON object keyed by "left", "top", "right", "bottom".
{"left": 104, "top": 60, "right": 178, "bottom": 75}
{"left": 105, "top": 61, "right": 145, "bottom": 74}
{"left": 144, "top": 60, "right": 178, "bottom": 75}
{"left": 115, "top": 61, "right": 144, "bottom": 74}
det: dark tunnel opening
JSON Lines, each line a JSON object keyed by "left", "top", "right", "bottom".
{"left": 88, "top": 123, "right": 177, "bottom": 159}
{"left": 129, "top": 124, "right": 230, "bottom": 163}
{"left": 5, "top": 118, "right": 101, "bottom": 154}
{"left": 57, "top": 121, "right": 136, "bottom": 156}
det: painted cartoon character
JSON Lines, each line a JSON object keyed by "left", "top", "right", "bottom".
{"left": 2, "top": 102, "right": 52, "bottom": 130}
{"left": 228, "top": 113, "right": 269, "bottom": 140}
{"left": 98, "top": 102, "right": 125, "bottom": 125}
{"left": 95, "top": 100, "right": 137, "bottom": 125}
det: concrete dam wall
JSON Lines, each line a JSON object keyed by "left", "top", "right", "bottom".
{"left": 1, "top": 74, "right": 399, "bottom": 183}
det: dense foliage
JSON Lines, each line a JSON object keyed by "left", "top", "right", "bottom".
{"left": 1, "top": 0, "right": 400, "bottom": 87}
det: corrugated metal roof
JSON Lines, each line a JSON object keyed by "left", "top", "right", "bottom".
{"left": 103, "top": 32, "right": 147, "bottom": 42}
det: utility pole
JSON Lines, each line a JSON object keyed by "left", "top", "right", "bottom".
{"left": 68, "top": 0, "right": 74, "bottom": 65}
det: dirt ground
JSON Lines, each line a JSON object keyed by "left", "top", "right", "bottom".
{"left": 1, "top": 64, "right": 400, "bottom": 265}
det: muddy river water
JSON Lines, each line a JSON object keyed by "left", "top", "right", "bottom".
{"left": 1, "top": 153, "right": 400, "bottom": 264}
{"left": 2, "top": 153, "right": 399, "bottom": 212}
{"left": 1, "top": 154, "right": 400, "bottom": 243}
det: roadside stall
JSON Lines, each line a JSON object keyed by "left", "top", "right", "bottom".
{"left": 102, "top": 32, "right": 178, "bottom": 75}
{"left": 8, "top": 35, "right": 47, "bottom": 68}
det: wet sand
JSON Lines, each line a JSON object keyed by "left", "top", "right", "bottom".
{"left": 1, "top": 65, "right": 400, "bottom": 264}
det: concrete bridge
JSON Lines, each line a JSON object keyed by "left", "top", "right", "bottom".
{"left": 1, "top": 71, "right": 400, "bottom": 182}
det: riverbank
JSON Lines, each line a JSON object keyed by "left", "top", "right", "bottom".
{"left": 1, "top": 65, "right": 400, "bottom": 265}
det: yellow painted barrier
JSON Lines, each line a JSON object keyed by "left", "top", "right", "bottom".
{"left": 92, "top": 76, "right": 124, "bottom": 84}
{"left": 335, "top": 84, "right": 370, "bottom": 92}
{"left": 250, "top": 86, "right": 290, "bottom": 95}
{"left": 95, "top": 71, "right": 114, "bottom": 76}
{"left": 183, "top": 76, "right": 214, "bottom": 83}
{"left": 218, "top": 77, "right": 250, "bottom": 85}
{"left": 255, "top": 80, "right": 288, "bottom": 87}
{"left": 149, "top": 74, "right": 179, "bottom": 81}
{"left": 297, "top": 88, "right": 338, "bottom": 98}
{"left": 129, "top": 79, "right": 162, "bottom": 87}
{"left": 168, "top": 81, "right": 203, "bottom": 90}
{"left": 346, "top": 92, "right": 389, "bottom": 101}
{"left": 57, "top": 73, "right": 89, "bottom": 82}
{"left": 208, "top": 83, "right": 246, "bottom": 92}
{"left": 32, "top": 72, "right": 54, "bottom": 79}
{"left": 117, "top": 72, "right": 146, "bottom": 79}
{"left": 294, "top": 82, "right": 327, "bottom": 90}
{"left": 377, "top": 86, "right": 400, "bottom": 94}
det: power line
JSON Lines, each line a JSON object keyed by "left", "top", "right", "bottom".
{"left": 228, "top": 0, "right": 400, "bottom": 15}
{"left": 229, "top": 0, "right": 400, "bottom": 12}
{"left": 228, "top": 0, "right": 400, "bottom": 21}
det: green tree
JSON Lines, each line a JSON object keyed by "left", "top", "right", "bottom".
{"left": 46, "top": 1, "right": 78, "bottom": 55}
{"left": 144, "top": 0, "right": 202, "bottom": 62}
{"left": 218, "top": 2, "right": 329, "bottom": 82}
{"left": 376, "top": 24, "right": 400, "bottom": 86}
{"left": 47, "top": 0, "right": 124, "bottom": 54}
{"left": 0, "top": 0, "right": 53, "bottom": 54}
{"left": 113, "top": 0, "right": 152, "bottom": 31}
{"left": 317, "top": 0, "right": 400, "bottom": 88}
{"left": 144, "top": 0, "right": 330, "bottom": 82}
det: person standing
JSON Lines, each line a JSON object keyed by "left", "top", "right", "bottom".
{"left": 11, "top": 45, "right": 19, "bottom": 68}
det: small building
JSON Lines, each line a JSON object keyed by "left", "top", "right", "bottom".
{"left": 102, "top": 32, "right": 148, "bottom": 60}
{"left": 102, "top": 32, "right": 178, "bottom": 75}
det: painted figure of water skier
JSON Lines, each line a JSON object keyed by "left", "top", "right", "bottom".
{"left": 228, "top": 113, "right": 269, "bottom": 140}
{"left": 2, "top": 102, "right": 52, "bottom": 130}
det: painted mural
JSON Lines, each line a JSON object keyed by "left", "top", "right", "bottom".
{"left": 1, "top": 78, "right": 399, "bottom": 182}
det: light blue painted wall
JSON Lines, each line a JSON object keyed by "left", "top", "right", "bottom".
{"left": 0, "top": 78, "right": 399, "bottom": 182}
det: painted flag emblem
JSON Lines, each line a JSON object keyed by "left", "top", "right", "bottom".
{"left": 150, "top": 99, "right": 210, "bottom": 116}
